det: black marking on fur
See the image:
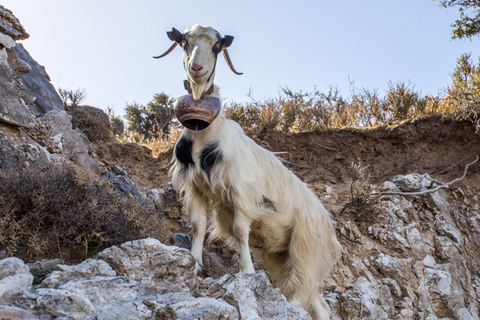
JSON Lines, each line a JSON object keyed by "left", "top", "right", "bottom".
{"left": 200, "top": 142, "right": 222, "bottom": 179}
{"left": 261, "top": 196, "right": 276, "bottom": 210}
{"left": 175, "top": 138, "right": 194, "bottom": 169}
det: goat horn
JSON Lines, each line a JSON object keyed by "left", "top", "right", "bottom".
{"left": 153, "top": 42, "right": 178, "bottom": 59}
{"left": 222, "top": 49, "right": 243, "bottom": 75}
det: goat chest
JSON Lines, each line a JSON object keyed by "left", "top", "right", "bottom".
{"left": 175, "top": 136, "right": 223, "bottom": 181}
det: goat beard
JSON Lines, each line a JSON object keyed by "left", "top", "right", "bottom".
{"left": 190, "top": 80, "right": 206, "bottom": 101}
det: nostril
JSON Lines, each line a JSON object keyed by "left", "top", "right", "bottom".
{"left": 191, "top": 63, "right": 203, "bottom": 72}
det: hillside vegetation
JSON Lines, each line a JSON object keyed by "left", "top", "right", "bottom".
{"left": 88, "top": 53, "right": 480, "bottom": 157}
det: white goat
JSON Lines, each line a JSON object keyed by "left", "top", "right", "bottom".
{"left": 155, "top": 24, "right": 341, "bottom": 320}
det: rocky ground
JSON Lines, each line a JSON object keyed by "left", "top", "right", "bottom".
{"left": 2, "top": 4, "right": 480, "bottom": 319}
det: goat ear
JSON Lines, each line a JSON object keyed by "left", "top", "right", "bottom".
{"left": 221, "top": 36, "right": 234, "bottom": 49}
{"left": 167, "top": 28, "right": 183, "bottom": 44}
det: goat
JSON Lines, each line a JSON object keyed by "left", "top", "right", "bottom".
{"left": 154, "top": 24, "right": 341, "bottom": 320}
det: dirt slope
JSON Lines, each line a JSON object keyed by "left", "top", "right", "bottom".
{"left": 93, "top": 114, "right": 480, "bottom": 200}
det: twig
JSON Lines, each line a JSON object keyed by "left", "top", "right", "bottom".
{"left": 314, "top": 142, "right": 338, "bottom": 152}
{"left": 335, "top": 227, "right": 363, "bottom": 245}
{"left": 431, "top": 154, "right": 475, "bottom": 176}
{"left": 372, "top": 155, "right": 479, "bottom": 197}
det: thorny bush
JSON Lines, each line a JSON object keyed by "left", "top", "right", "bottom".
{"left": 0, "top": 162, "right": 162, "bottom": 261}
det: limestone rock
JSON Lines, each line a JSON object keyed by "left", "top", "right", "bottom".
{"left": 0, "top": 305, "right": 38, "bottom": 320}
{"left": 97, "top": 238, "right": 197, "bottom": 294}
{"left": 149, "top": 293, "right": 239, "bottom": 319}
{"left": 0, "top": 6, "right": 29, "bottom": 40}
{"left": 327, "top": 173, "right": 480, "bottom": 320}
{"left": 2, "top": 239, "right": 312, "bottom": 320}
{"left": 0, "top": 258, "right": 33, "bottom": 304}
{"left": 0, "top": 46, "right": 36, "bottom": 128}
{"left": 33, "top": 110, "right": 101, "bottom": 174}
{"left": 147, "top": 187, "right": 167, "bottom": 210}
{"left": 221, "top": 271, "right": 312, "bottom": 319}
{"left": 14, "top": 44, "right": 64, "bottom": 116}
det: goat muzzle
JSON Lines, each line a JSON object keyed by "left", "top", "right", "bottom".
{"left": 174, "top": 94, "right": 221, "bottom": 130}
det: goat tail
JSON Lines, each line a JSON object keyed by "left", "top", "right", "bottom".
{"left": 283, "top": 198, "right": 341, "bottom": 320}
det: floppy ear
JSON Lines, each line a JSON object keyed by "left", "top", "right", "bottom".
{"left": 167, "top": 27, "right": 183, "bottom": 44}
{"left": 221, "top": 35, "right": 234, "bottom": 49}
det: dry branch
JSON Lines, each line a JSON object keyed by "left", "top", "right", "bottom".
{"left": 314, "top": 142, "right": 338, "bottom": 152}
{"left": 372, "top": 155, "right": 479, "bottom": 197}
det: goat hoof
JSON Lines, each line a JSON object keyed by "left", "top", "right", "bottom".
{"left": 194, "top": 260, "right": 203, "bottom": 275}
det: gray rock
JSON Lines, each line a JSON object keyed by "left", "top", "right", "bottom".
{"left": 97, "top": 238, "right": 197, "bottom": 294}
{"left": 147, "top": 188, "right": 167, "bottom": 210}
{"left": 16, "top": 288, "right": 97, "bottom": 320}
{"left": 0, "top": 48, "right": 36, "bottom": 128}
{"left": 34, "top": 110, "right": 101, "bottom": 174}
{"left": 40, "top": 259, "right": 116, "bottom": 289}
{"left": 149, "top": 293, "right": 238, "bottom": 319}
{"left": 5, "top": 238, "right": 312, "bottom": 320}
{"left": 328, "top": 173, "right": 480, "bottom": 320}
{"left": 169, "top": 232, "right": 192, "bottom": 250}
{"left": 0, "top": 258, "right": 33, "bottom": 304}
{"left": 0, "top": 6, "right": 29, "bottom": 40}
{"left": 0, "top": 305, "right": 38, "bottom": 320}
{"left": 14, "top": 44, "right": 64, "bottom": 116}
{"left": 0, "top": 127, "right": 51, "bottom": 170}
{"left": 221, "top": 271, "right": 312, "bottom": 319}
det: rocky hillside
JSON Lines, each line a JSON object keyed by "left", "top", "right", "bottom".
{"left": 2, "top": 5, "right": 480, "bottom": 320}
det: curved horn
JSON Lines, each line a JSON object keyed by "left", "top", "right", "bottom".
{"left": 153, "top": 42, "right": 178, "bottom": 59}
{"left": 222, "top": 49, "right": 243, "bottom": 75}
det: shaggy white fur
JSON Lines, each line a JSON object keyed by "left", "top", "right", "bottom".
{"left": 162, "top": 24, "right": 342, "bottom": 320}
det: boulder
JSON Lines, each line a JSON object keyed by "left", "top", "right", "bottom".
{"left": 0, "top": 258, "right": 33, "bottom": 304}
{"left": 0, "top": 305, "right": 38, "bottom": 320}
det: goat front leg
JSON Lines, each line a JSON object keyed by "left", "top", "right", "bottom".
{"left": 233, "top": 211, "right": 255, "bottom": 274}
{"left": 185, "top": 191, "right": 209, "bottom": 275}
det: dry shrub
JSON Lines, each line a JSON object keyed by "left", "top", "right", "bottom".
{"left": 339, "top": 163, "right": 380, "bottom": 225}
{"left": 67, "top": 105, "right": 114, "bottom": 142}
{"left": 225, "top": 84, "right": 442, "bottom": 135}
{"left": 226, "top": 101, "right": 281, "bottom": 135}
{"left": 349, "top": 163, "right": 375, "bottom": 211}
{"left": 0, "top": 162, "right": 162, "bottom": 261}
{"left": 119, "top": 125, "right": 182, "bottom": 157}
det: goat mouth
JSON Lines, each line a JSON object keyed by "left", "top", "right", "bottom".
{"left": 174, "top": 94, "right": 221, "bottom": 130}
{"left": 189, "top": 71, "right": 209, "bottom": 80}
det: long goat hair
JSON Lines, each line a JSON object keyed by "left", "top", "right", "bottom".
{"left": 158, "top": 24, "right": 342, "bottom": 320}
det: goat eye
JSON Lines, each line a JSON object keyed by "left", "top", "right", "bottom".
{"left": 181, "top": 40, "right": 188, "bottom": 48}
{"left": 215, "top": 43, "right": 221, "bottom": 49}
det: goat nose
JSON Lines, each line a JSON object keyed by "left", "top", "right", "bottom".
{"left": 191, "top": 63, "right": 203, "bottom": 72}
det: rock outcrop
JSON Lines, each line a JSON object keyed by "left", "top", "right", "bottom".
{"left": 326, "top": 173, "right": 480, "bottom": 319}
{"left": 0, "top": 5, "right": 100, "bottom": 173}
{"left": 1, "top": 238, "right": 311, "bottom": 320}
{"left": 2, "top": 174, "right": 480, "bottom": 319}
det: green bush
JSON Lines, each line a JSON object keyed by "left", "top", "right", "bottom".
{"left": 125, "top": 93, "right": 176, "bottom": 140}
{"left": 442, "top": 53, "right": 480, "bottom": 131}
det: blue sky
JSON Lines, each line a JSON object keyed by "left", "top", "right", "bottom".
{"left": 3, "top": 0, "right": 479, "bottom": 117}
